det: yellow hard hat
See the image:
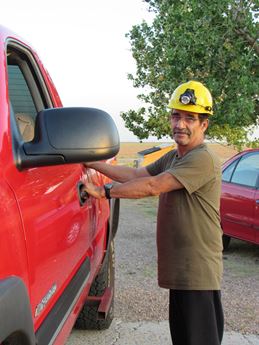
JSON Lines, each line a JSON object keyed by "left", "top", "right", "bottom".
{"left": 168, "top": 80, "right": 213, "bottom": 115}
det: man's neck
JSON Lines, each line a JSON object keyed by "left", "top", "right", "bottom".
{"left": 177, "top": 141, "right": 205, "bottom": 157}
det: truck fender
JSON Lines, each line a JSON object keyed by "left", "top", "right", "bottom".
{"left": 97, "top": 197, "right": 119, "bottom": 276}
{"left": 109, "top": 198, "right": 120, "bottom": 239}
{"left": 0, "top": 277, "right": 35, "bottom": 344}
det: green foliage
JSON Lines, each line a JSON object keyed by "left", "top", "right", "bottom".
{"left": 121, "top": 0, "right": 259, "bottom": 148}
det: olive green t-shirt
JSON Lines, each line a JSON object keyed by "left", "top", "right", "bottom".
{"left": 146, "top": 144, "right": 223, "bottom": 290}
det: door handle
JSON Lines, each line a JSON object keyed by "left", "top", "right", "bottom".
{"left": 77, "top": 182, "right": 88, "bottom": 206}
{"left": 256, "top": 200, "right": 259, "bottom": 204}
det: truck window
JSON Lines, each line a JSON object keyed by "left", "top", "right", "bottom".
{"left": 8, "top": 64, "right": 37, "bottom": 118}
{"left": 7, "top": 45, "right": 53, "bottom": 141}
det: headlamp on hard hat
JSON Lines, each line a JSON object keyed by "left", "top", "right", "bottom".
{"left": 179, "top": 89, "right": 196, "bottom": 105}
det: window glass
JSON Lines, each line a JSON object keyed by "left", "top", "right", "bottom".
{"left": 8, "top": 65, "right": 37, "bottom": 118}
{"left": 222, "top": 160, "right": 238, "bottom": 182}
{"left": 231, "top": 152, "right": 259, "bottom": 188}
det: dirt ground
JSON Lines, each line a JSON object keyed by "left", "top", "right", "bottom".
{"left": 115, "top": 198, "right": 259, "bottom": 335}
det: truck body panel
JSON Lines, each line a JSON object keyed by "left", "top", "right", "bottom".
{"left": 0, "top": 25, "right": 119, "bottom": 344}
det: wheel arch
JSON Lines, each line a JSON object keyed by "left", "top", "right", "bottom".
{"left": 101, "top": 197, "right": 119, "bottom": 269}
{"left": 0, "top": 277, "right": 35, "bottom": 344}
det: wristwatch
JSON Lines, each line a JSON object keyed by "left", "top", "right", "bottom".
{"left": 104, "top": 183, "right": 113, "bottom": 199}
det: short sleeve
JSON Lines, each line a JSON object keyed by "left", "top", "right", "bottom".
{"left": 146, "top": 150, "right": 177, "bottom": 176}
{"left": 167, "top": 149, "right": 216, "bottom": 194}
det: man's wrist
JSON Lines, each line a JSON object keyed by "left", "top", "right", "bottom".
{"left": 103, "top": 183, "right": 113, "bottom": 199}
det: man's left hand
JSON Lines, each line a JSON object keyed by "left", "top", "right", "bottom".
{"left": 82, "top": 183, "right": 105, "bottom": 199}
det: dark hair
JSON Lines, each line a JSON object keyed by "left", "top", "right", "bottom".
{"left": 198, "top": 114, "right": 209, "bottom": 123}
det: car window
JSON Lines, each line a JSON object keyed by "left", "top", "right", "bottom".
{"left": 231, "top": 152, "right": 259, "bottom": 188}
{"left": 222, "top": 160, "right": 238, "bottom": 182}
{"left": 7, "top": 44, "right": 53, "bottom": 142}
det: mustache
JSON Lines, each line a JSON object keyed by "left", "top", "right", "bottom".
{"left": 173, "top": 129, "right": 191, "bottom": 136}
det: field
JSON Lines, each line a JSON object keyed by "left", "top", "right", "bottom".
{"left": 117, "top": 141, "right": 238, "bottom": 166}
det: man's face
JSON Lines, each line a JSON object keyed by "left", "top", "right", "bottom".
{"left": 170, "top": 109, "right": 208, "bottom": 148}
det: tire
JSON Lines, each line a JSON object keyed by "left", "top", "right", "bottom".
{"left": 75, "top": 240, "right": 115, "bottom": 330}
{"left": 110, "top": 198, "right": 120, "bottom": 238}
{"left": 2, "top": 333, "right": 30, "bottom": 345}
{"left": 222, "top": 234, "right": 231, "bottom": 251}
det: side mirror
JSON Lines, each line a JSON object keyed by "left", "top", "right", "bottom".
{"left": 16, "top": 107, "right": 120, "bottom": 170}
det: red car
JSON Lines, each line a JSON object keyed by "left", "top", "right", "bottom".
{"left": 220, "top": 148, "right": 259, "bottom": 250}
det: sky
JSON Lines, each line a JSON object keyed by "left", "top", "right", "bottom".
{"left": 1, "top": 1, "right": 258, "bottom": 142}
{"left": 0, "top": 0, "right": 158, "bottom": 142}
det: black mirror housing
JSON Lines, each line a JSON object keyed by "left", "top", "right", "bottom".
{"left": 16, "top": 107, "right": 120, "bottom": 170}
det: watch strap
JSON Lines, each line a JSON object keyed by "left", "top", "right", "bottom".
{"left": 104, "top": 184, "right": 113, "bottom": 199}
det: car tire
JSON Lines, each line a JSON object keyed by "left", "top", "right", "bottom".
{"left": 75, "top": 240, "right": 115, "bottom": 330}
{"left": 222, "top": 234, "right": 231, "bottom": 251}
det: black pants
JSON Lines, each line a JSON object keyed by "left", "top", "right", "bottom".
{"left": 169, "top": 290, "right": 224, "bottom": 345}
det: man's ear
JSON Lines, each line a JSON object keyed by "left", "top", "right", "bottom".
{"left": 202, "top": 119, "right": 209, "bottom": 132}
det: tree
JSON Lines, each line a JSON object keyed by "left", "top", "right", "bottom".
{"left": 121, "top": 0, "right": 259, "bottom": 149}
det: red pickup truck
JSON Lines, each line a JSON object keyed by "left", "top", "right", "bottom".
{"left": 0, "top": 25, "right": 120, "bottom": 344}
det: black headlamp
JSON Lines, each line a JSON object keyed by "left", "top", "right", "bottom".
{"left": 179, "top": 88, "right": 196, "bottom": 105}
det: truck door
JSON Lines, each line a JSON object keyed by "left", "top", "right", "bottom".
{"left": 4, "top": 42, "right": 97, "bottom": 330}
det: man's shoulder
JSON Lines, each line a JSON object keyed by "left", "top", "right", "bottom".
{"left": 187, "top": 144, "right": 220, "bottom": 164}
{"left": 203, "top": 144, "right": 221, "bottom": 167}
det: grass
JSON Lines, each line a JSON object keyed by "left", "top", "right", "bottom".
{"left": 142, "top": 265, "right": 157, "bottom": 278}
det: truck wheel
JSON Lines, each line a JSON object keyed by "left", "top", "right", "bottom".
{"left": 2, "top": 334, "right": 29, "bottom": 345}
{"left": 222, "top": 234, "right": 231, "bottom": 251}
{"left": 75, "top": 240, "right": 115, "bottom": 330}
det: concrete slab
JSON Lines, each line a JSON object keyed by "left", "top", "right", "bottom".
{"left": 67, "top": 319, "right": 259, "bottom": 345}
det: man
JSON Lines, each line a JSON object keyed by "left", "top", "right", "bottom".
{"left": 83, "top": 80, "right": 224, "bottom": 345}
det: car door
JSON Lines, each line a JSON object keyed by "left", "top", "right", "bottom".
{"left": 221, "top": 151, "right": 259, "bottom": 244}
{"left": 4, "top": 42, "right": 97, "bottom": 329}
{"left": 254, "top": 187, "right": 259, "bottom": 244}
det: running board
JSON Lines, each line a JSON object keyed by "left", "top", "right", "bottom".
{"left": 86, "top": 287, "right": 113, "bottom": 320}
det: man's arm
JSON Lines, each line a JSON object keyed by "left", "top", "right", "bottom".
{"left": 83, "top": 171, "right": 184, "bottom": 199}
{"left": 84, "top": 161, "right": 150, "bottom": 183}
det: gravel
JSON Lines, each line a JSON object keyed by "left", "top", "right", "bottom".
{"left": 114, "top": 198, "right": 259, "bottom": 335}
